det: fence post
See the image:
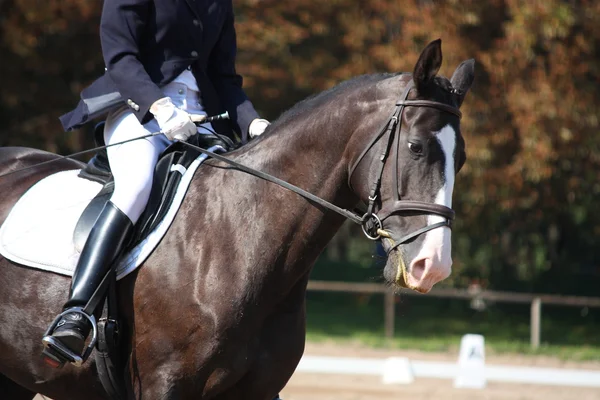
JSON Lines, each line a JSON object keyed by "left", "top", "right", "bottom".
{"left": 530, "top": 297, "right": 542, "bottom": 349}
{"left": 385, "top": 291, "right": 395, "bottom": 338}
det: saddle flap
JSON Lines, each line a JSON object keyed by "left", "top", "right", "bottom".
{"left": 0, "top": 142, "right": 224, "bottom": 280}
{"left": 73, "top": 181, "right": 114, "bottom": 253}
{"left": 78, "top": 122, "right": 112, "bottom": 185}
{"left": 73, "top": 141, "right": 202, "bottom": 253}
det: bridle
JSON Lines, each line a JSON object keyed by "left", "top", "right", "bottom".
{"left": 347, "top": 79, "right": 462, "bottom": 252}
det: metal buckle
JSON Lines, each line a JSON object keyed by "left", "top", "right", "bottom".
{"left": 361, "top": 213, "right": 383, "bottom": 240}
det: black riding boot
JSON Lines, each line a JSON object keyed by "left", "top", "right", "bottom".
{"left": 42, "top": 201, "right": 133, "bottom": 367}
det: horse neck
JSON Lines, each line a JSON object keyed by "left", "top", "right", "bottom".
{"left": 183, "top": 80, "right": 399, "bottom": 299}
{"left": 226, "top": 89, "right": 395, "bottom": 279}
{"left": 235, "top": 80, "right": 399, "bottom": 208}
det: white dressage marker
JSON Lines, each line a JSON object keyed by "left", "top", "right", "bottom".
{"left": 454, "top": 334, "right": 486, "bottom": 389}
{"left": 382, "top": 357, "right": 414, "bottom": 384}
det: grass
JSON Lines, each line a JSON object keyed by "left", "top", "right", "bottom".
{"left": 304, "top": 291, "right": 600, "bottom": 362}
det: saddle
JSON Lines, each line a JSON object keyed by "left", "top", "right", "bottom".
{"left": 74, "top": 122, "right": 235, "bottom": 253}
{"left": 72, "top": 122, "right": 235, "bottom": 399}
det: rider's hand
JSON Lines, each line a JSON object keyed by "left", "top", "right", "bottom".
{"left": 249, "top": 118, "right": 270, "bottom": 139}
{"left": 150, "top": 97, "right": 197, "bottom": 142}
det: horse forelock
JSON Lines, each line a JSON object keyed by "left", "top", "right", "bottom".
{"left": 419, "top": 75, "right": 462, "bottom": 108}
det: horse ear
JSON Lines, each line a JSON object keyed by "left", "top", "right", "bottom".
{"left": 413, "top": 39, "right": 443, "bottom": 92}
{"left": 450, "top": 59, "right": 475, "bottom": 108}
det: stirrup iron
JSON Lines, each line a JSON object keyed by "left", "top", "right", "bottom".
{"left": 41, "top": 307, "right": 98, "bottom": 367}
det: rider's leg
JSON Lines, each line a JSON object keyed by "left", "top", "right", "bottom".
{"left": 103, "top": 107, "right": 171, "bottom": 223}
{"left": 42, "top": 107, "right": 170, "bottom": 365}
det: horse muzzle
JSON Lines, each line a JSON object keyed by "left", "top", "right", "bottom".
{"left": 379, "top": 224, "right": 452, "bottom": 293}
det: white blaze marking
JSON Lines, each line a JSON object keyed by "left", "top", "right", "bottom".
{"left": 414, "top": 124, "right": 456, "bottom": 276}
{"left": 432, "top": 124, "right": 456, "bottom": 219}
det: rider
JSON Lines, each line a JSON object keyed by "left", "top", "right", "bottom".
{"left": 42, "top": 0, "right": 269, "bottom": 367}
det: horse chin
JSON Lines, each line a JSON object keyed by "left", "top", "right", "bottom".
{"left": 382, "top": 238, "right": 408, "bottom": 289}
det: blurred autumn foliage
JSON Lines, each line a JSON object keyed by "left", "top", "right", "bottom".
{"left": 1, "top": 0, "right": 599, "bottom": 295}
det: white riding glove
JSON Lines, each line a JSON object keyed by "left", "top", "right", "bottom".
{"left": 150, "top": 97, "right": 197, "bottom": 142}
{"left": 249, "top": 118, "right": 271, "bottom": 138}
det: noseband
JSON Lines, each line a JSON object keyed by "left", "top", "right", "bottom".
{"left": 348, "top": 80, "right": 462, "bottom": 251}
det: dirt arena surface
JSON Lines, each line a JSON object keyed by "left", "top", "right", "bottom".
{"left": 35, "top": 341, "right": 600, "bottom": 400}
{"left": 280, "top": 342, "right": 600, "bottom": 400}
{"left": 281, "top": 373, "right": 600, "bottom": 400}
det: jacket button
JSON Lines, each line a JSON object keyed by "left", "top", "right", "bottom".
{"left": 191, "top": 51, "right": 198, "bottom": 58}
{"left": 178, "top": 88, "right": 184, "bottom": 95}
{"left": 193, "top": 19, "right": 200, "bottom": 26}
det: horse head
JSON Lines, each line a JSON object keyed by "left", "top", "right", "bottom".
{"left": 348, "top": 39, "right": 474, "bottom": 293}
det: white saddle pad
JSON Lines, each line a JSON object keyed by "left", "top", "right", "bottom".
{"left": 0, "top": 146, "right": 223, "bottom": 280}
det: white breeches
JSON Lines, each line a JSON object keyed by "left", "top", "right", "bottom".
{"left": 104, "top": 82, "right": 213, "bottom": 224}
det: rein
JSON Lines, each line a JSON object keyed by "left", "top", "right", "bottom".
{"left": 176, "top": 141, "right": 365, "bottom": 225}
{"left": 0, "top": 112, "right": 231, "bottom": 179}
{"left": 179, "top": 80, "right": 461, "bottom": 250}
{"left": 5, "top": 82, "right": 461, "bottom": 250}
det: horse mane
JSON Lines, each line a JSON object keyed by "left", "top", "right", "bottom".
{"left": 239, "top": 71, "right": 456, "bottom": 153}
{"left": 267, "top": 72, "right": 400, "bottom": 131}
{"left": 265, "top": 72, "right": 456, "bottom": 131}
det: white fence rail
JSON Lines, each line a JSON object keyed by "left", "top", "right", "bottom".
{"left": 297, "top": 355, "right": 600, "bottom": 388}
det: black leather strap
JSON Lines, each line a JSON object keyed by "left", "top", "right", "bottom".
{"left": 177, "top": 79, "right": 461, "bottom": 241}
{"left": 178, "top": 141, "right": 365, "bottom": 225}
{"left": 377, "top": 200, "right": 455, "bottom": 221}
{"left": 397, "top": 100, "right": 462, "bottom": 119}
{"left": 386, "top": 220, "right": 452, "bottom": 253}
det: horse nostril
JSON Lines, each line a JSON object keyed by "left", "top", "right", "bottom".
{"left": 409, "top": 257, "right": 428, "bottom": 281}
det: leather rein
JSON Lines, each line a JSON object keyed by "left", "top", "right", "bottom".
{"left": 180, "top": 80, "right": 462, "bottom": 251}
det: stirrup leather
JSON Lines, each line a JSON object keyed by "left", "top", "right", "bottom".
{"left": 41, "top": 307, "right": 98, "bottom": 366}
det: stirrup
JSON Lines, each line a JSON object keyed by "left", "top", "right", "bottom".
{"left": 41, "top": 307, "right": 98, "bottom": 367}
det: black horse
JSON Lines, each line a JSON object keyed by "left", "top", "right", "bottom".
{"left": 0, "top": 39, "right": 473, "bottom": 399}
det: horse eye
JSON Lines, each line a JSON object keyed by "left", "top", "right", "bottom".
{"left": 408, "top": 142, "right": 423, "bottom": 155}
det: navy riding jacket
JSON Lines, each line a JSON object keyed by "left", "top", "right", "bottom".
{"left": 59, "top": 0, "right": 259, "bottom": 143}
